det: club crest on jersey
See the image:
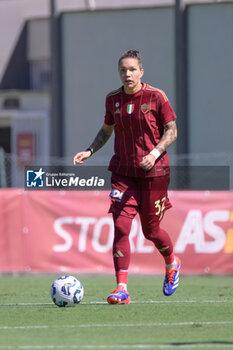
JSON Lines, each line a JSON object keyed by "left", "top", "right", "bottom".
{"left": 141, "top": 103, "right": 149, "bottom": 114}
{"left": 127, "top": 104, "right": 134, "bottom": 114}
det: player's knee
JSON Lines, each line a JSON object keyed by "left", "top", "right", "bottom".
{"left": 113, "top": 215, "right": 131, "bottom": 259}
{"left": 142, "top": 222, "right": 160, "bottom": 241}
{"left": 113, "top": 214, "right": 132, "bottom": 238}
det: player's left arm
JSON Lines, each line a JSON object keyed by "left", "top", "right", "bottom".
{"left": 156, "top": 119, "right": 177, "bottom": 154}
{"left": 140, "top": 120, "right": 177, "bottom": 171}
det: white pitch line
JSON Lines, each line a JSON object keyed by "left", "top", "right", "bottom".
{"left": 0, "top": 299, "right": 232, "bottom": 307}
{"left": 1, "top": 321, "right": 233, "bottom": 330}
{"left": 0, "top": 344, "right": 233, "bottom": 349}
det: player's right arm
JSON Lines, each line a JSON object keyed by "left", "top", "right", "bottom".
{"left": 73, "top": 123, "right": 114, "bottom": 165}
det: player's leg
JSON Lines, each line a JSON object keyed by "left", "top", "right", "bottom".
{"left": 141, "top": 216, "right": 181, "bottom": 296}
{"left": 139, "top": 175, "right": 181, "bottom": 296}
{"left": 107, "top": 173, "right": 139, "bottom": 304}
{"left": 112, "top": 213, "right": 132, "bottom": 289}
{"left": 107, "top": 213, "right": 133, "bottom": 304}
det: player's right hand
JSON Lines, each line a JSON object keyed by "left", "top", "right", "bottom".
{"left": 73, "top": 150, "right": 91, "bottom": 165}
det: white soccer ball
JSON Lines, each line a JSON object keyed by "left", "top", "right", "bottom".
{"left": 50, "top": 275, "right": 84, "bottom": 307}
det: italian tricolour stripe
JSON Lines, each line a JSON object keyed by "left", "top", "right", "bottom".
{"left": 127, "top": 104, "right": 134, "bottom": 114}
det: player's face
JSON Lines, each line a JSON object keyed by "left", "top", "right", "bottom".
{"left": 119, "top": 58, "right": 144, "bottom": 94}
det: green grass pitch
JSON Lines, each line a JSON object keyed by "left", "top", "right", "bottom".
{"left": 0, "top": 274, "right": 233, "bottom": 350}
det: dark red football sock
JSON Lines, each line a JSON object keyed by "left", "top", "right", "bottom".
{"left": 112, "top": 213, "right": 133, "bottom": 272}
{"left": 140, "top": 216, "right": 174, "bottom": 263}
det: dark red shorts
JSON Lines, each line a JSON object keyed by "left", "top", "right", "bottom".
{"left": 109, "top": 172, "right": 172, "bottom": 222}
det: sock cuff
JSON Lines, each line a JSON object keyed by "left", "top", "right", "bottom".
{"left": 164, "top": 252, "right": 175, "bottom": 265}
{"left": 116, "top": 270, "right": 128, "bottom": 285}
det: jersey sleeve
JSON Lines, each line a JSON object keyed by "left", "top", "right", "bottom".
{"left": 104, "top": 96, "right": 115, "bottom": 125}
{"left": 158, "top": 93, "right": 177, "bottom": 125}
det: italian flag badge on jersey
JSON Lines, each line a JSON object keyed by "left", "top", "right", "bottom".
{"left": 127, "top": 104, "right": 134, "bottom": 114}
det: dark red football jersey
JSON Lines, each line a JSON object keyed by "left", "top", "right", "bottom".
{"left": 104, "top": 83, "right": 177, "bottom": 177}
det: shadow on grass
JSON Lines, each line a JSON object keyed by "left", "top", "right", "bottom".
{"left": 167, "top": 340, "right": 233, "bottom": 347}
{"left": 0, "top": 302, "right": 111, "bottom": 307}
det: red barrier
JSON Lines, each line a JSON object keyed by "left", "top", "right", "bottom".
{"left": 0, "top": 190, "right": 232, "bottom": 274}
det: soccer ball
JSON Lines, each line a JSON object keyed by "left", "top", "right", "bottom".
{"left": 50, "top": 275, "right": 84, "bottom": 307}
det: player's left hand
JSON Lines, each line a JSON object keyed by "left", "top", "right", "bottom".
{"left": 140, "top": 154, "right": 156, "bottom": 171}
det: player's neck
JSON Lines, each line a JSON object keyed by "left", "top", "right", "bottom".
{"left": 124, "top": 82, "right": 142, "bottom": 95}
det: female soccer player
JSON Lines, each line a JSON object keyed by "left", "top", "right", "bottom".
{"left": 73, "top": 50, "right": 181, "bottom": 304}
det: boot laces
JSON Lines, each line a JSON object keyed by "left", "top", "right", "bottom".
{"left": 166, "top": 267, "right": 178, "bottom": 284}
{"left": 111, "top": 285, "right": 125, "bottom": 293}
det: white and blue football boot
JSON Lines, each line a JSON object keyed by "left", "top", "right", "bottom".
{"left": 107, "top": 285, "right": 130, "bottom": 304}
{"left": 163, "top": 256, "right": 181, "bottom": 296}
